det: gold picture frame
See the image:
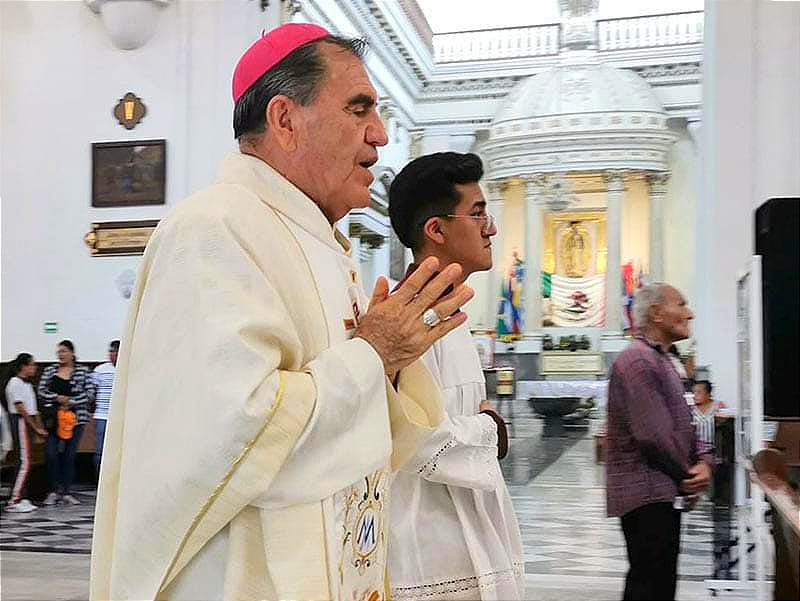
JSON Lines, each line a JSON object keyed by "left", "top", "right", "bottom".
{"left": 84, "top": 220, "right": 159, "bottom": 256}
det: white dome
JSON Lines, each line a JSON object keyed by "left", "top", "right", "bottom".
{"left": 483, "top": 58, "right": 674, "bottom": 177}
{"left": 493, "top": 62, "right": 663, "bottom": 123}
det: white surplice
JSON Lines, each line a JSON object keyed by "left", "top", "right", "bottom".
{"left": 91, "top": 152, "right": 443, "bottom": 601}
{"left": 388, "top": 323, "right": 525, "bottom": 600}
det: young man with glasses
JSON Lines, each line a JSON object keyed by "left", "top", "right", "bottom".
{"left": 387, "top": 152, "right": 524, "bottom": 600}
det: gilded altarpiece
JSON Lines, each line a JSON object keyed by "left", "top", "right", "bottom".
{"left": 542, "top": 211, "right": 608, "bottom": 327}
{"left": 543, "top": 211, "right": 607, "bottom": 276}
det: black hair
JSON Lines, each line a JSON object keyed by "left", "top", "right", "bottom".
{"left": 12, "top": 353, "right": 34, "bottom": 375}
{"left": 694, "top": 380, "right": 713, "bottom": 394}
{"left": 233, "top": 35, "right": 367, "bottom": 141}
{"left": 109, "top": 340, "right": 120, "bottom": 350}
{"left": 58, "top": 340, "right": 75, "bottom": 353}
{"left": 389, "top": 152, "right": 484, "bottom": 251}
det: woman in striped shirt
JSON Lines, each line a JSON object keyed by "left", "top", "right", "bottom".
{"left": 37, "top": 340, "right": 96, "bottom": 505}
{"left": 691, "top": 380, "right": 725, "bottom": 453}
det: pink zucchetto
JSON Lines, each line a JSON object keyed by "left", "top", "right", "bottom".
{"left": 232, "top": 23, "right": 330, "bottom": 103}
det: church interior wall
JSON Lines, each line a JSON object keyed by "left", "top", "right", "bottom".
{"left": 0, "top": 0, "right": 277, "bottom": 361}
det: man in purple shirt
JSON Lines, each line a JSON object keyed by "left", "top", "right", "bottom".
{"left": 606, "top": 283, "right": 712, "bottom": 600}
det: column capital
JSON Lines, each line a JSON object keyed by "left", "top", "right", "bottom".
{"left": 523, "top": 173, "right": 577, "bottom": 211}
{"left": 408, "top": 129, "right": 424, "bottom": 160}
{"left": 281, "top": 0, "right": 303, "bottom": 21}
{"left": 378, "top": 98, "right": 397, "bottom": 121}
{"left": 646, "top": 171, "right": 670, "bottom": 193}
{"left": 520, "top": 173, "right": 547, "bottom": 197}
{"left": 603, "top": 170, "right": 626, "bottom": 192}
{"left": 485, "top": 179, "right": 507, "bottom": 203}
{"left": 686, "top": 119, "right": 703, "bottom": 146}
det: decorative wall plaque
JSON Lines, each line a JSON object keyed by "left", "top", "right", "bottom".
{"left": 539, "top": 351, "right": 605, "bottom": 375}
{"left": 84, "top": 220, "right": 159, "bottom": 256}
{"left": 113, "top": 92, "right": 147, "bottom": 130}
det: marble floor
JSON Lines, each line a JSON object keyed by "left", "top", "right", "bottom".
{"left": 504, "top": 410, "right": 721, "bottom": 600}
{"left": 1, "top": 407, "right": 763, "bottom": 600}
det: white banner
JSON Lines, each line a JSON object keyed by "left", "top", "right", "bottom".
{"left": 548, "top": 273, "right": 606, "bottom": 327}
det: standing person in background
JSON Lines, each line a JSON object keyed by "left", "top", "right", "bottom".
{"left": 5, "top": 353, "right": 47, "bottom": 513}
{"left": 606, "top": 283, "right": 713, "bottom": 601}
{"left": 38, "top": 340, "right": 96, "bottom": 506}
{"left": 0, "top": 402, "right": 12, "bottom": 469}
{"left": 387, "top": 152, "right": 524, "bottom": 600}
{"left": 91, "top": 340, "right": 119, "bottom": 479}
{"left": 691, "top": 380, "right": 724, "bottom": 454}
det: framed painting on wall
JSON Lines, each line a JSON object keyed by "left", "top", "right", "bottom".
{"left": 91, "top": 139, "right": 166, "bottom": 207}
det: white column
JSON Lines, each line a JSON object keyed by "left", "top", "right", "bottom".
{"left": 522, "top": 176, "right": 542, "bottom": 333}
{"left": 485, "top": 180, "right": 505, "bottom": 330}
{"left": 701, "top": 0, "right": 800, "bottom": 408}
{"left": 604, "top": 171, "right": 624, "bottom": 333}
{"left": 647, "top": 171, "right": 669, "bottom": 282}
{"left": 408, "top": 130, "right": 424, "bottom": 160}
{"left": 687, "top": 119, "right": 708, "bottom": 349}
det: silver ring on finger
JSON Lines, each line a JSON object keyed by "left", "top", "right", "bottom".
{"left": 422, "top": 308, "right": 441, "bottom": 327}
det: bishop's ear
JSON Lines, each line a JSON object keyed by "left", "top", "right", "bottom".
{"left": 265, "top": 95, "right": 299, "bottom": 152}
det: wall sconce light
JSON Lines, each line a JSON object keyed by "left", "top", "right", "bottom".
{"left": 85, "top": 0, "right": 171, "bottom": 51}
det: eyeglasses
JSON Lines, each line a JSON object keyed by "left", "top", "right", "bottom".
{"left": 439, "top": 212, "right": 496, "bottom": 236}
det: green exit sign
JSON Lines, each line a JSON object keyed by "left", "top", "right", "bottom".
{"left": 43, "top": 322, "right": 58, "bottom": 334}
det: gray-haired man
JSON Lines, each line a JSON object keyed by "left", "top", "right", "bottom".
{"left": 606, "top": 283, "right": 713, "bottom": 600}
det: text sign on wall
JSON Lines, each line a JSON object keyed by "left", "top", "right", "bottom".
{"left": 540, "top": 351, "right": 605, "bottom": 375}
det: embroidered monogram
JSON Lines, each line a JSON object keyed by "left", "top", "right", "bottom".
{"left": 336, "top": 470, "right": 390, "bottom": 597}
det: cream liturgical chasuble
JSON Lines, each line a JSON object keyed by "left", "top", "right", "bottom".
{"left": 90, "top": 152, "right": 443, "bottom": 601}
{"left": 388, "top": 323, "right": 525, "bottom": 600}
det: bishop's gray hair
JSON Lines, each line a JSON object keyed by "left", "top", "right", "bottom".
{"left": 233, "top": 35, "right": 367, "bottom": 143}
{"left": 633, "top": 282, "right": 669, "bottom": 329}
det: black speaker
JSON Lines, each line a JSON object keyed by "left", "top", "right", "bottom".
{"left": 755, "top": 197, "right": 800, "bottom": 418}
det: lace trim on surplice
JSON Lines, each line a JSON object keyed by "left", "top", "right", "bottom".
{"left": 390, "top": 562, "right": 524, "bottom": 600}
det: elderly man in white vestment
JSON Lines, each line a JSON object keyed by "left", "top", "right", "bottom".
{"left": 387, "top": 152, "right": 525, "bottom": 600}
{"left": 90, "top": 24, "right": 477, "bottom": 601}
